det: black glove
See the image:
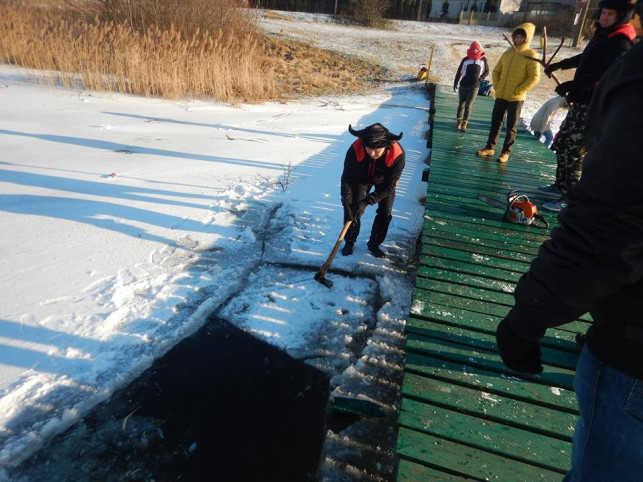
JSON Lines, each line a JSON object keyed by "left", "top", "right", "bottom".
{"left": 496, "top": 314, "right": 543, "bottom": 374}
{"left": 354, "top": 200, "right": 368, "bottom": 219}
{"left": 544, "top": 62, "right": 560, "bottom": 77}
{"left": 555, "top": 80, "right": 574, "bottom": 97}
{"left": 566, "top": 88, "right": 590, "bottom": 104}
{"left": 453, "top": 84, "right": 458, "bottom": 92}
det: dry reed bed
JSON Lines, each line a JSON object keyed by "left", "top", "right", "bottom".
{"left": 0, "top": 1, "right": 386, "bottom": 102}
{"left": 0, "top": 3, "right": 275, "bottom": 101}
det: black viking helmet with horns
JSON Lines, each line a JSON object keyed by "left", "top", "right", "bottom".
{"left": 348, "top": 123, "right": 403, "bottom": 149}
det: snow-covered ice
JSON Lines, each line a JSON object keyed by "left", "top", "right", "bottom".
{"left": 0, "top": 10, "right": 580, "bottom": 478}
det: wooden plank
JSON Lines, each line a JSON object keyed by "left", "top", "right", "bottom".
{"left": 406, "top": 314, "right": 588, "bottom": 349}
{"left": 397, "top": 427, "right": 563, "bottom": 481}
{"left": 405, "top": 332, "right": 576, "bottom": 391}
{"left": 403, "top": 352, "right": 578, "bottom": 413}
{"left": 419, "top": 245, "right": 533, "bottom": 272}
{"left": 411, "top": 282, "right": 594, "bottom": 323}
{"left": 397, "top": 458, "right": 467, "bottom": 481}
{"left": 403, "top": 322, "right": 579, "bottom": 371}
{"left": 399, "top": 396, "right": 572, "bottom": 472}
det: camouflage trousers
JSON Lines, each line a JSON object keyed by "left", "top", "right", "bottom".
{"left": 551, "top": 103, "right": 589, "bottom": 190}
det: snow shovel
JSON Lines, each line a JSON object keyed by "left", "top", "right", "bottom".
{"left": 314, "top": 220, "right": 352, "bottom": 288}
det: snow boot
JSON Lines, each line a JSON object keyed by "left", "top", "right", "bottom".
{"left": 497, "top": 152, "right": 510, "bottom": 163}
{"left": 367, "top": 243, "right": 386, "bottom": 258}
{"left": 455, "top": 118, "right": 462, "bottom": 130}
{"left": 460, "top": 120, "right": 468, "bottom": 132}
{"left": 341, "top": 241, "right": 354, "bottom": 256}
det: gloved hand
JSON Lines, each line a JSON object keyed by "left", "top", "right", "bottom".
{"left": 555, "top": 80, "right": 574, "bottom": 97}
{"left": 496, "top": 313, "right": 543, "bottom": 374}
{"left": 453, "top": 84, "right": 458, "bottom": 92}
{"left": 544, "top": 62, "right": 560, "bottom": 77}
{"left": 354, "top": 200, "right": 369, "bottom": 219}
{"left": 566, "top": 88, "right": 589, "bottom": 104}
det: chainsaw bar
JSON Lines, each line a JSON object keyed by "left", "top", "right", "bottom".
{"left": 478, "top": 194, "right": 506, "bottom": 210}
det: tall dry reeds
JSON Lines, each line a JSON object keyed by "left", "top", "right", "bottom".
{"left": 0, "top": 0, "right": 276, "bottom": 102}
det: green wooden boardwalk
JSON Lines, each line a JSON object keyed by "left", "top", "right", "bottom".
{"left": 396, "top": 85, "right": 585, "bottom": 481}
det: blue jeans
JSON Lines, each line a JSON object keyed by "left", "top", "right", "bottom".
{"left": 534, "top": 130, "right": 553, "bottom": 147}
{"left": 565, "top": 345, "right": 643, "bottom": 481}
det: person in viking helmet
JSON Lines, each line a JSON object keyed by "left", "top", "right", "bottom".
{"left": 340, "top": 123, "right": 404, "bottom": 258}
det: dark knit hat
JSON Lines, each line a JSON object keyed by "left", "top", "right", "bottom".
{"left": 348, "top": 123, "right": 403, "bottom": 148}
{"left": 598, "top": 0, "right": 635, "bottom": 18}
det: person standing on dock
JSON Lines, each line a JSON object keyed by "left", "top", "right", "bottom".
{"left": 475, "top": 23, "right": 540, "bottom": 164}
{"left": 495, "top": 1, "right": 643, "bottom": 476}
{"left": 340, "top": 123, "right": 405, "bottom": 259}
{"left": 539, "top": 0, "right": 636, "bottom": 212}
{"left": 453, "top": 41, "right": 489, "bottom": 133}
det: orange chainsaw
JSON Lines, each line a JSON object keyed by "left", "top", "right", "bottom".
{"left": 479, "top": 190, "right": 549, "bottom": 228}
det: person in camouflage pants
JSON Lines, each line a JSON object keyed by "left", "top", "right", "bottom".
{"left": 539, "top": 0, "right": 636, "bottom": 212}
{"left": 550, "top": 103, "right": 588, "bottom": 190}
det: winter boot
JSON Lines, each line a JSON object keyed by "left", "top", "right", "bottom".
{"left": 476, "top": 147, "right": 495, "bottom": 157}
{"left": 497, "top": 152, "right": 510, "bottom": 163}
{"left": 341, "top": 241, "right": 354, "bottom": 256}
{"left": 460, "top": 120, "right": 468, "bottom": 132}
{"left": 367, "top": 243, "right": 386, "bottom": 258}
{"left": 455, "top": 119, "right": 462, "bottom": 130}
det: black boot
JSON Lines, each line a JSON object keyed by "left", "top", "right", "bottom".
{"left": 341, "top": 241, "right": 354, "bottom": 256}
{"left": 367, "top": 243, "right": 386, "bottom": 258}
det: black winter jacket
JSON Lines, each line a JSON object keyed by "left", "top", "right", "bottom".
{"left": 340, "top": 140, "right": 405, "bottom": 207}
{"left": 505, "top": 41, "right": 643, "bottom": 379}
{"left": 553, "top": 20, "right": 635, "bottom": 104}
{"left": 454, "top": 56, "right": 489, "bottom": 90}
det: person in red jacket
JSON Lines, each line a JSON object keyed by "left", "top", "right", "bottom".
{"left": 453, "top": 41, "right": 489, "bottom": 133}
{"left": 340, "top": 123, "right": 405, "bottom": 258}
{"left": 539, "top": 0, "right": 636, "bottom": 211}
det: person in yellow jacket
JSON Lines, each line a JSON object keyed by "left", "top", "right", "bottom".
{"left": 476, "top": 23, "right": 540, "bottom": 163}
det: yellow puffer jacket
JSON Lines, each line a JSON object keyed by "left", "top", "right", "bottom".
{"left": 492, "top": 23, "right": 540, "bottom": 102}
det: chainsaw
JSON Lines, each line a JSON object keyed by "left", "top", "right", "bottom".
{"left": 479, "top": 190, "right": 549, "bottom": 229}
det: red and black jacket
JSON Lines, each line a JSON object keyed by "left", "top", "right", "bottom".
{"left": 555, "top": 21, "right": 635, "bottom": 104}
{"left": 340, "top": 139, "right": 405, "bottom": 206}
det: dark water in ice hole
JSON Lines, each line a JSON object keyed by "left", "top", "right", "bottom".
{"left": 13, "top": 317, "right": 331, "bottom": 481}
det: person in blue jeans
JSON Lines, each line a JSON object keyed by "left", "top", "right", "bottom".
{"left": 495, "top": 3, "right": 643, "bottom": 478}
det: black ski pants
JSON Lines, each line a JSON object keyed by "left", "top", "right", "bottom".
{"left": 485, "top": 98, "right": 523, "bottom": 154}
{"left": 343, "top": 183, "right": 395, "bottom": 247}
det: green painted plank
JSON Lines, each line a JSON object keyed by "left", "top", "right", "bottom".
{"left": 397, "top": 427, "right": 563, "bottom": 481}
{"left": 420, "top": 246, "right": 532, "bottom": 274}
{"left": 414, "top": 278, "right": 516, "bottom": 305}
{"left": 422, "top": 224, "right": 546, "bottom": 251}
{"left": 417, "top": 265, "right": 522, "bottom": 292}
{"left": 403, "top": 321, "right": 579, "bottom": 371}
{"left": 423, "top": 211, "right": 553, "bottom": 241}
{"left": 411, "top": 286, "right": 514, "bottom": 318}
{"left": 410, "top": 285, "right": 593, "bottom": 324}
{"left": 397, "top": 458, "right": 466, "bottom": 481}
{"left": 399, "top": 396, "right": 572, "bottom": 472}
{"left": 422, "top": 214, "right": 551, "bottom": 245}
{"left": 405, "top": 332, "right": 576, "bottom": 391}
{"left": 403, "top": 352, "right": 578, "bottom": 413}
{"left": 407, "top": 314, "right": 588, "bottom": 349}
{"left": 422, "top": 237, "right": 538, "bottom": 264}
